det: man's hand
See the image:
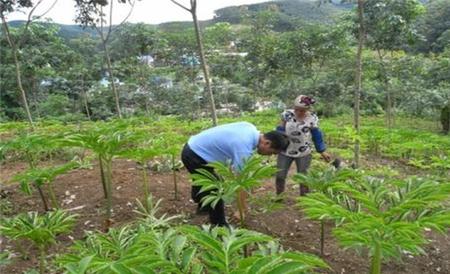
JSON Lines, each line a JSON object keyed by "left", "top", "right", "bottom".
{"left": 320, "top": 151, "right": 332, "bottom": 162}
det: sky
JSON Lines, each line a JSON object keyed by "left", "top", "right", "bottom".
{"left": 6, "top": 0, "right": 270, "bottom": 25}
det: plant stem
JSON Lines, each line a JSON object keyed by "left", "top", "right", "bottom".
{"left": 172, "top": 154, "right": 178, "bottom": 200}
{"left": 370, "top": 241, "right": 382, "bottom": 274}
{"left": 234, "top": 191, "right": 249, "bottom": 257}
{"left": 236, "top": 191, "right": 245, "bottom": 228}
{"left": 99, "top": 155, "right": 107, "bottom": 199}
{"left": 103, "top": 158, "right": 113, "bottom": 230}
{"left": 320, "top": 220, "right": 325, "bottom": 256}
{"left": 141, "top": 164, "right": 150, "bottom": 208}
{"left": 35, "top": 182, "right": 50, "bottom": 212}
{"left": 47, "top": 183, "right": 59, "bottom": 209}
{"left": 28, "top": 154, "right": 50, "bottom": 211}
{"left": 39, "top": 246, "right": 46, "bottom": 274}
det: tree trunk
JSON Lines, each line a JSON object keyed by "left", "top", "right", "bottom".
{"left": 31, "top": 76, "right": 41, "bottom": 119}
{"left": 102, "top": 43, "right": 122, "bottom": 119}
{"left": 81, "top": 79, "right": 91, "bottom": 120}
{"left": 377, "top": 50, "right": 393, "bottom": 129}
{"left": 191, "top": 2, "right": 217, "bottom": 126}
{"left": 1, "top": 15, "right": 34, "bottom": 128}
{"left": 354, "top": 0, "right": 364, "bottom": 169}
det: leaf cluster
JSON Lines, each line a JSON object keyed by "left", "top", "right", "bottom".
{"left": 191, "top": 155, "right": 277, "bottom": 208}
{"left": 298, "top": 174, "right": 450, "bottom": 261}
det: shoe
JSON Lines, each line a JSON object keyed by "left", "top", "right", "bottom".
{"left": 299, "top": 184, "right": 310, "bottom": 196}
{"left": 331, "top": 158, "right": 341, "bottom": 169}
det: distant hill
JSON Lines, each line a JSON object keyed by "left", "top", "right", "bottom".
{"left": 8, "top": 20, "right": 98, "bottom": 40}
{"left": 8, "top": 0, "right": 351, "bottom": 39}
{"left": 213, "top": 0, "right": 351, "bottom": 28}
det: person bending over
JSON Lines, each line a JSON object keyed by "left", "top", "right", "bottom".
{"left": 181, "top": 121, "right": 289, "bottom": 227}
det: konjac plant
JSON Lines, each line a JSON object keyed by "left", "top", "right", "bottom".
{"left": 11, "top": 161, "right": 79, "bottom": 209}
{"left": 0, "top": 210, "right": 76, "bottom": 274}
{"left": 58, "top": 195, "right": 328, "bottom": 274}
{"left": 294, "top": 166, "right": 363, "bottom": 256}
{"left": 298, "top": 176, "right": 450, "bottom": 274}
{"left": 60, "top": 122, "right": 139, "bottom": 229}
{"left": 191, "top": 155, "right": 277, "bottom": 227}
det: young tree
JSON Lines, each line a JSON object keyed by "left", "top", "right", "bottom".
{"left": 354, "top": 0, "right": 364, "bottom": 168}
{"left": 170, "top": 0, "right": 218, "bottom": 126}
{"left": 0, "top": 0, "right": 55, "bottom": 127}
{"left": 67, "top": 35, "right": 102, "bottom": 120}
{"left": 74, "top": 0, "right": 136, "bottom": 119}
{"left": 363, "top": 0, "right": 424, "bottom": 128}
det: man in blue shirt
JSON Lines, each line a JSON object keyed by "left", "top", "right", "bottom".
{"left": 181, "top": 121, "right": 289, "bottom": 227}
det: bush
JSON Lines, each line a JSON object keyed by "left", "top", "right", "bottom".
{"left": 38, "top": 94, "right": 70, "bottom": 117}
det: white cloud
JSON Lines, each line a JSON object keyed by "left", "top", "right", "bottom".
{"left": 6, "top": 0, "right": 269, "bottom": 25}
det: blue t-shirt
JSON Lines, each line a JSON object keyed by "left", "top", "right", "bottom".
{"left": 188, "top": 122, "right": 260, "bottom": 170}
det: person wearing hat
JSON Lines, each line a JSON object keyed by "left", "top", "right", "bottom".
{"left": 275, "top": 95, "right": 331, "bottom": 196}
{"left": 181, "top": 121, "right": 290, "bottom": 227}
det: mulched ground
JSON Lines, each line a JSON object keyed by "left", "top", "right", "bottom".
{"left": 1, "top": 158, "right": 449, "bottom": 274}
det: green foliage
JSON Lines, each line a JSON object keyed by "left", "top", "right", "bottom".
{"left": 11, "top": 161, "right": 79, "bottom": 209}
{"left": 0, "top": 210, "right": 77, "bottom": 274}
{"left": 134, "top": 195, "right": 181, "bottom": 230}
{"left": 214, "top": 0, "right": 347, "bottom": 26}
{"left": 37, "top": 94, "right": 71, "bottom": 118}
{"left": 180, "top": 225, "right": 329, "bottom": 274}
{"left": 298, "top": 176, "right": 450, "bottom": 273}
{"left": 0, "top": 251, "right": 12, "bottom": 266}
{"left": 191, "top": 154, "right": 277, "bottom": 227}
{"left": 1, "top": 132, "right": 56, "bottom": 166}
{"left": 58, "top": 222, "right": 328, "bottom": 274}
{"left": 248, "top": 192, "right": 285, "bottom": 214}
{"left": 0, "top": 210, "right": 76, "bottom": 247}
{"left": 59, "top": 121, "right": 145, "bottom": 224}
{"left": 362, "top": 0, "right": 424, "bottom": 51}
{"left": 191, "top": 155, "right": 277, "bottom": 210}
{"left": 415, "top": 0, "right": 450, "bottom": 52}
{"left": 12, "top": 161, "right": 78, "bottom": 195}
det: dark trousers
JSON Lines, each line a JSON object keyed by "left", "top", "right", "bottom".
{"left": 181, "top": 144, "right": 227, "bottom": 226}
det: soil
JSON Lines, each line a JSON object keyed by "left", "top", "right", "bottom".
{"left": 1, "top": 158, "right": 449, "bottom": 274}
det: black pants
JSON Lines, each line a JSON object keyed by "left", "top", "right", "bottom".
{"left": 181, "top": 144, "right": 227, "bottom": 226}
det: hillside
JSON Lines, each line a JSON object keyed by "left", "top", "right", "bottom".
{"left": 8, "top": 0, "right": 349, "bottom": 39}
{"left": 213, "top": 0, "right": 350, "bottom": 26}
{"left": 8, "top": 20, "right": 98, "bottom": 39}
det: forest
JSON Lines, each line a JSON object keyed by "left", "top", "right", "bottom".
{"left": 0, "top": 0, "right": 449, "bottom": 273}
